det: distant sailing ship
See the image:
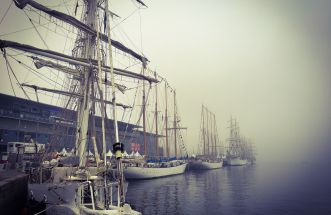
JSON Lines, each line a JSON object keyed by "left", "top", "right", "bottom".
{"left": 189, "top": 105, "right": 223, "bottom": 170}
{"left": 225, "top": 117, "right": 247, "bottom": 166}
{"left": 241, "top": 137, "right": 256, "bottom": 165}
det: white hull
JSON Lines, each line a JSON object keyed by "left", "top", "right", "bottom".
{"left": 80, "top": 205, "right": 140, "bottom": 215}
{"left": 124, "top": 163, "right": 187, "bottom": 179}
{"left": 189, "top": 160, "right": 223, "bottom": 170}
{"left": 227, "top": 157, "right": 247, "bottom": 166}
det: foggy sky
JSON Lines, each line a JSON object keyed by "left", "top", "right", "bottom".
{"left": 1, "top": 0, "right": 331, "bottom": 163}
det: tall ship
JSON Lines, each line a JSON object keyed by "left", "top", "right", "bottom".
{"left": 241, "top": 138, "right": 256, "bottom": 165}
{"left": 225, "top": 117, "right": 247, "bottom": 166}
{"left": 0, "top": 0, "right": 167, "bottom": 213}
{"left": 123, "top": 82, "right": 188, "bottom": 179}
{"left": 189, "top": 105, "right": 223, "bottom": 170}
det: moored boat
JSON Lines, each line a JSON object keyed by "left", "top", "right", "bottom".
{"left": 225, "top": 117, "right": 250, "bottom": 166}
{"left": 189, "top": 105, "right": 223, "bottom": 170}
{"left": 123, "top": 77, "right": 189, "bottom": 180}
{"left": 189, "top": 159, "right": 223, "bottom": 170}
{"left": 226, "top": 157, "right": 247, "bottom": 166}
{"left": 124, "top": 160, "right": 187, "bottom": 179}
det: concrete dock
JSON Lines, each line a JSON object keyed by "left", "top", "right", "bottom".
{"left": 0, "top": 170, "right": 28, "bottom": 215}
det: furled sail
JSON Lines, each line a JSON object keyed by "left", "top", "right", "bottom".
{"left": 21, "top": 83, "right": 131, "bottom": 109}
{"left": 32, "top": 57, "right": 81, "bottom": 77}
{"left": 31, "top": 57, "right": 127, "bottom": 93}
{"left": 13, "top": 0, "right": 149, "bottom": 63}
{"left": 0, "top": 40, "right": 158, "bottom": 83}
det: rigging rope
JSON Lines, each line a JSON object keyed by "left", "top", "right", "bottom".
{"left": 122, "top": 79, "right": 140, "bottom": 140}
{"left": 0, "top": 21, "right": 51, "bottom": 37}
{"left": 2, "top": 51, "right": 31, "bottom": 100}
{"left": 8, "top": 54, "right": 69, "bottom": 109}
{"left": 4, "top": 54, "right": 16, "bottom": 96}
{"left": 62, "top": 0, "right": 73, "bottom": 16}
{"left": 8, "top": 55, "right": 65, "bottom": 87}
{"left": 111, "top": 8, "right": 139, "bottom": 31}
{"left": 26, "top": 7, "right": 78, "bottom": 39}
{"left": 138, "top": 7, "right": 143, "bottom": 54}
{"left": 0, "top": 1, "right": 13, "bottom": 26}
{"left": 24, "top": 11, "right": 49, "bottom": 49}
{"left": 23, "top": 10, "right": 71, "bottom": 98}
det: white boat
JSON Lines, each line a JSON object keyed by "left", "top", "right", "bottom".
{"left": 226, "top": 157, "right": 247, "bottom": 166}
{"left": 189, "top": 159, "right": 223, "bottom": 170}
{"left": 124, "top": 161, "right": 187, "bottom": 179}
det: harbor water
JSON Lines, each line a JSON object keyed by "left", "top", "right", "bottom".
{"left": 126, "top": 162, "right": 331, "bottom": 215}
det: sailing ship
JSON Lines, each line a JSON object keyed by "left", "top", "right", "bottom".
{"left": 189, "top": 105, "right": 223, "bottom": 170}
{"left": 0, "top": 0, "right": 162, "bottom": 213}
{"left": 225, "top": 117, "right": 247, "bottom": 166}
{"left": 241, "top": 138, "right": 256, "bottom": 165}
{"left": 123, "top": 83, "right": 188, "bottom": 179}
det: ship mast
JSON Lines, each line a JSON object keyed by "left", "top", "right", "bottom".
{"left": 206, "top": 106, "right": 210, "bottom": 156}
{"left": 95, "top": 11, "right": 107, "bottom": 165}
{"left": 200, "top": 105, "right": 219, "bottom": 157}
{"left": 154, "top": 72, "right": 159, "bottom": 157}
{"left": 213, "top": 113, "right": 217, "bottom": 156}
{"left": 202, "top": 105, "right": 206, "bottom": 155}
{"left": 173, "top": 90, "right": 177, "bottom": 158}
{"left": 228, "top": 116, "right": 233, "bottom": 157}
{"left": 90, "top": 87, "right": 101, "bottom": 165}
{"left": 213, "top": 113, "right": 215, "bottom": 156}
{"left": 165, "top": 82, "right": 169, "bottom": 157}
{"left": 210, "top": 112, "right": 213, "bottom": 156}
{"left": 104, "top": 0, "right": 126, "bottom": 206}
{"left": 143, "top": 67, "right": 147, "bottom": 157}
{"left": 167, "top": 90, "right": 186, "bottom": 158}
{"left": 210, "top": 110, "right": 213, "bottom": 156}
{"left": 75, "top": 0, "right": 97, "bottom": 167}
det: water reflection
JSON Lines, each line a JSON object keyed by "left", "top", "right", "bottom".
{"left": 126, "top": 166, "right": 255, "bottom": 215}
{"left": 125, "top": 164, "right": 331, "bottom": 215}
{"left": 224, "top": 165, "right": 256, "bottom": 214}
{"left": 126, "top": 174, "right": 188, "bottom": 214}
